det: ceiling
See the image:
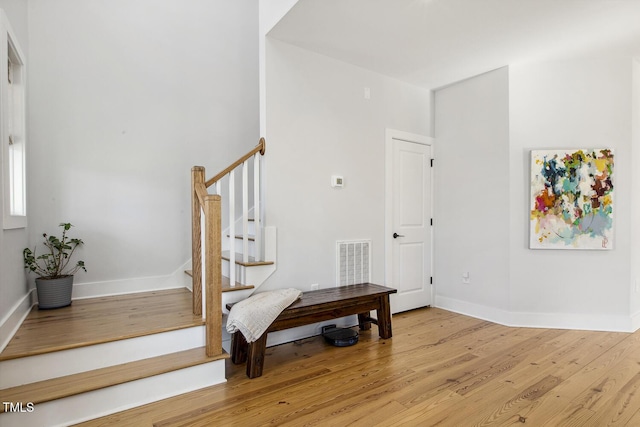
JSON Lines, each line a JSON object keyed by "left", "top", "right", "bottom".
{"left": 267, "top": 0, "right": 640, "bottom": 89}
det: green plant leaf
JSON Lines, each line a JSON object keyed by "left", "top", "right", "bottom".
{"left": 23, "top": 222, "right": 87, "bottom": 279}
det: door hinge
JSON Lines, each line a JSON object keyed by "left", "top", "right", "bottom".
{"left": 430, "top": 276, "right": 433, "bottom": 285}
{"left": 430, "top": 158, "right": 434, "bottom": 167}
{"left": 430, "top": 218, "right": 433, "bottom": 226}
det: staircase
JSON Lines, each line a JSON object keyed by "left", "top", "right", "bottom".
{"left": 0, "top": 139, "right": 275, "bottom": 426}
{"left": 190, "top": 137, "right": 276, "bottom": 352}
{"left": 0, "top": 289, "right": 226, "bottom": 427}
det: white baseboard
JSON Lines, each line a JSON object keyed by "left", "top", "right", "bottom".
{"left": 72, "top": 260, "right": 192, "bottom": 300}
{"left": 435, "top": 295, "right": 635, "bottom": 333}
{"left": 0, "top": 290, "right": 36, "bottom": 353}
{"left": 508, "top": 310, "right": 634, "bottom": 332}
{"left": 435, "top": 295, "right": 511, "bottom": 326}
{"left": 628, "top": 309, "right": 640, "bottom": 332}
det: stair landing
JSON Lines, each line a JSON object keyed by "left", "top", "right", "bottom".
{"left": 0, "top": 288, "right": 203, "bottom": 361}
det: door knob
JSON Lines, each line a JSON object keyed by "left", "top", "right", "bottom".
{"left": 393, "top": 232, "right": 405, "bottom": 239}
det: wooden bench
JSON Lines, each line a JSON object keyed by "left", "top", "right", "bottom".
{"left": 227, "top": 283, "right": 397, "bottom": 378}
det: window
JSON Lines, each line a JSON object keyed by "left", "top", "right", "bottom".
{"left": 1, "top": 10, "right": 26, "bottom": 229}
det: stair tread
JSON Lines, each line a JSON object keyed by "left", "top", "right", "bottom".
{"left": 221, "top": 251, "right": 274, "bottom": 267}
{"left": 0, "top": 347, "right": 229, "bottom": 412}
{"left": 0, "top": 289, "right": 203, "bottom": 361}
{"left": 184, "top": 271, "right": 255, "bottom": 292}
{"left": 221, "top": 276, "right": 255, "bottom": 292}
{"left": 228, "top": 234, "right": 256, "bottom": 241}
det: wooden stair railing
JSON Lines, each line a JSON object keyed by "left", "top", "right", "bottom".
{"left": 191, "top": 138, "right": 265, "bottom": 357}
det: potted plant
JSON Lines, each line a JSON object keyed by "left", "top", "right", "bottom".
{"left": 23, "top": 223, "right": 87, "bottom": 309}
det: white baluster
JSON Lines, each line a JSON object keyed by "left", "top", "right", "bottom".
{"left": 228, "top": 170, "right": 236, "bottom": 287}
{"left": 242, "top": 160, "right": 249, "bottom": 263}
{"left": 254, "top": 152, "right": 262, "bottom": 261}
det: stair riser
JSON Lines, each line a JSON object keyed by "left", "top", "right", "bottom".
{"left": 0, "top": 359, "right": 226, "bottom": 427}
{"left": 218, "top": 225, "right": 276, "bottom": 286}
{"left": 222, "top": 260, "right": 238, "bottom": 283}
{"left": 232, "top": 238, "right": 256, "bottom": 256}
{"left": 222, "top": 260, "right": 250, "bottom": 285}
{"left": 232, "top": 214, "right": 256, "bottom": 236}
{"left": 0, "top": 326, "right": 205, "bottom": 388}
{"left": 221, "top": 289, "right": 254, "bottom": 314}
{"left": 222, "top": 221, "right": 256, "bottom": 250}
{"left": 221, "top": 260, "right": 276, "bottom": 287}
{"left": 244, "top": 264, "right": 277, "bottom": 289}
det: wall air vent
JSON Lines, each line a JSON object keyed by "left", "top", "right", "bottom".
{"left": 336, "top": 240, "right": 371, "bottom": 286}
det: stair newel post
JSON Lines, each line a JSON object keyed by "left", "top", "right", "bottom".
{"left": 191, "top": 166, "right": 205, "bottom": 316}
{"left": 253, "top": 151, "right": 262, "bottom": 261}
{"left": 228, "top": 170, "right": 236, "bottom": 287}
{"left": 242, "top": 160, "right": 249, "bottom": 263}
{"left": 204, "top": 194, "right": 223, "bottom": 357}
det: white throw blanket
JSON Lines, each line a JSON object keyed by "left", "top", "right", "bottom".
{"left": 226, "top": 288, "right": 302, "bottom": 343}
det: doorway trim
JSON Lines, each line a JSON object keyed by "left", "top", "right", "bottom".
{"left": 384, "top": 128, "right": 434, "bottom": 306}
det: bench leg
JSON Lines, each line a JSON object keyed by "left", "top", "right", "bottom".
{"left": 376, "top": 295, "right": 393, "bottom": 339}
{"left": 246, "top": 333, "right": 268, "bottom": 378}
{"left": 358, "top": 312, "right": 372, "bottom": 331}
{"left": 230, "top": 332, "right": 248, "bottom": 364}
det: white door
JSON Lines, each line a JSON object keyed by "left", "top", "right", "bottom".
{"left": 385, "top": 130, "right": 433, "bottom": 313}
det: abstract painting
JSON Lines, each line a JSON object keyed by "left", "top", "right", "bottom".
{"left": 530, "top": 149, "right": 614, "bottom": 250}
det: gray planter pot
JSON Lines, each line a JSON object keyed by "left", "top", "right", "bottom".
{"left": 35, "top": 275, "right": 74, "bottom": 309}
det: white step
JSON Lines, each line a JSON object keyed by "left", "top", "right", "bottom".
{"left": 220, "top": 226, "right": 277, "bottom": 287}
{"left": 0, "top": 325, "right": 206, "bottom": 388}
{"left": 230, "top": 234, "right": 256, "bottom": 255}
{"left": 0, "top": 290, "right": 227, "bottom": 426}
{"left": 0, "top": 348, "right": 226, "bottom": 427}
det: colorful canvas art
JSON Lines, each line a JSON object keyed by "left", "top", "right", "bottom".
{"left": 530, "top": 149, "right": 614, "bottom": 250}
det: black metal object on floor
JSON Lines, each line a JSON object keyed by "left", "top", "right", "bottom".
{"left": 321, "top": 324, "right": 359, "bottom": 347}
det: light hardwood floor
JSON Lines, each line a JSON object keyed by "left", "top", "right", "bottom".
{"left": 77, "top": 307, "right": 640, "bottom": 426}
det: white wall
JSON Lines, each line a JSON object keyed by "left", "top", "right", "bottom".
{"left": 509, "top": 57, "right": 633, "bottom": 330}
{"left": 433, "top": 68, "right": 511, "bottom": 321}
{"left": 629, "top": 58, "right": 640, "bottom": 325}
{"left": 260, "top": 0, "right": 299, "bottom": 37}
{"left": 0, "top": 0, "right": 30, "bottom": 350}
{"left": 259, "top": 0, "right": 300, "bottom": 136}
{"left": 26, "top": 0, "right": 259, "bottom": 295}
{"left": 263, "top": 39, "right": 431, "bottom": 293}
{"left": 434, "top": 57, "right": 636, "bottom": 331}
